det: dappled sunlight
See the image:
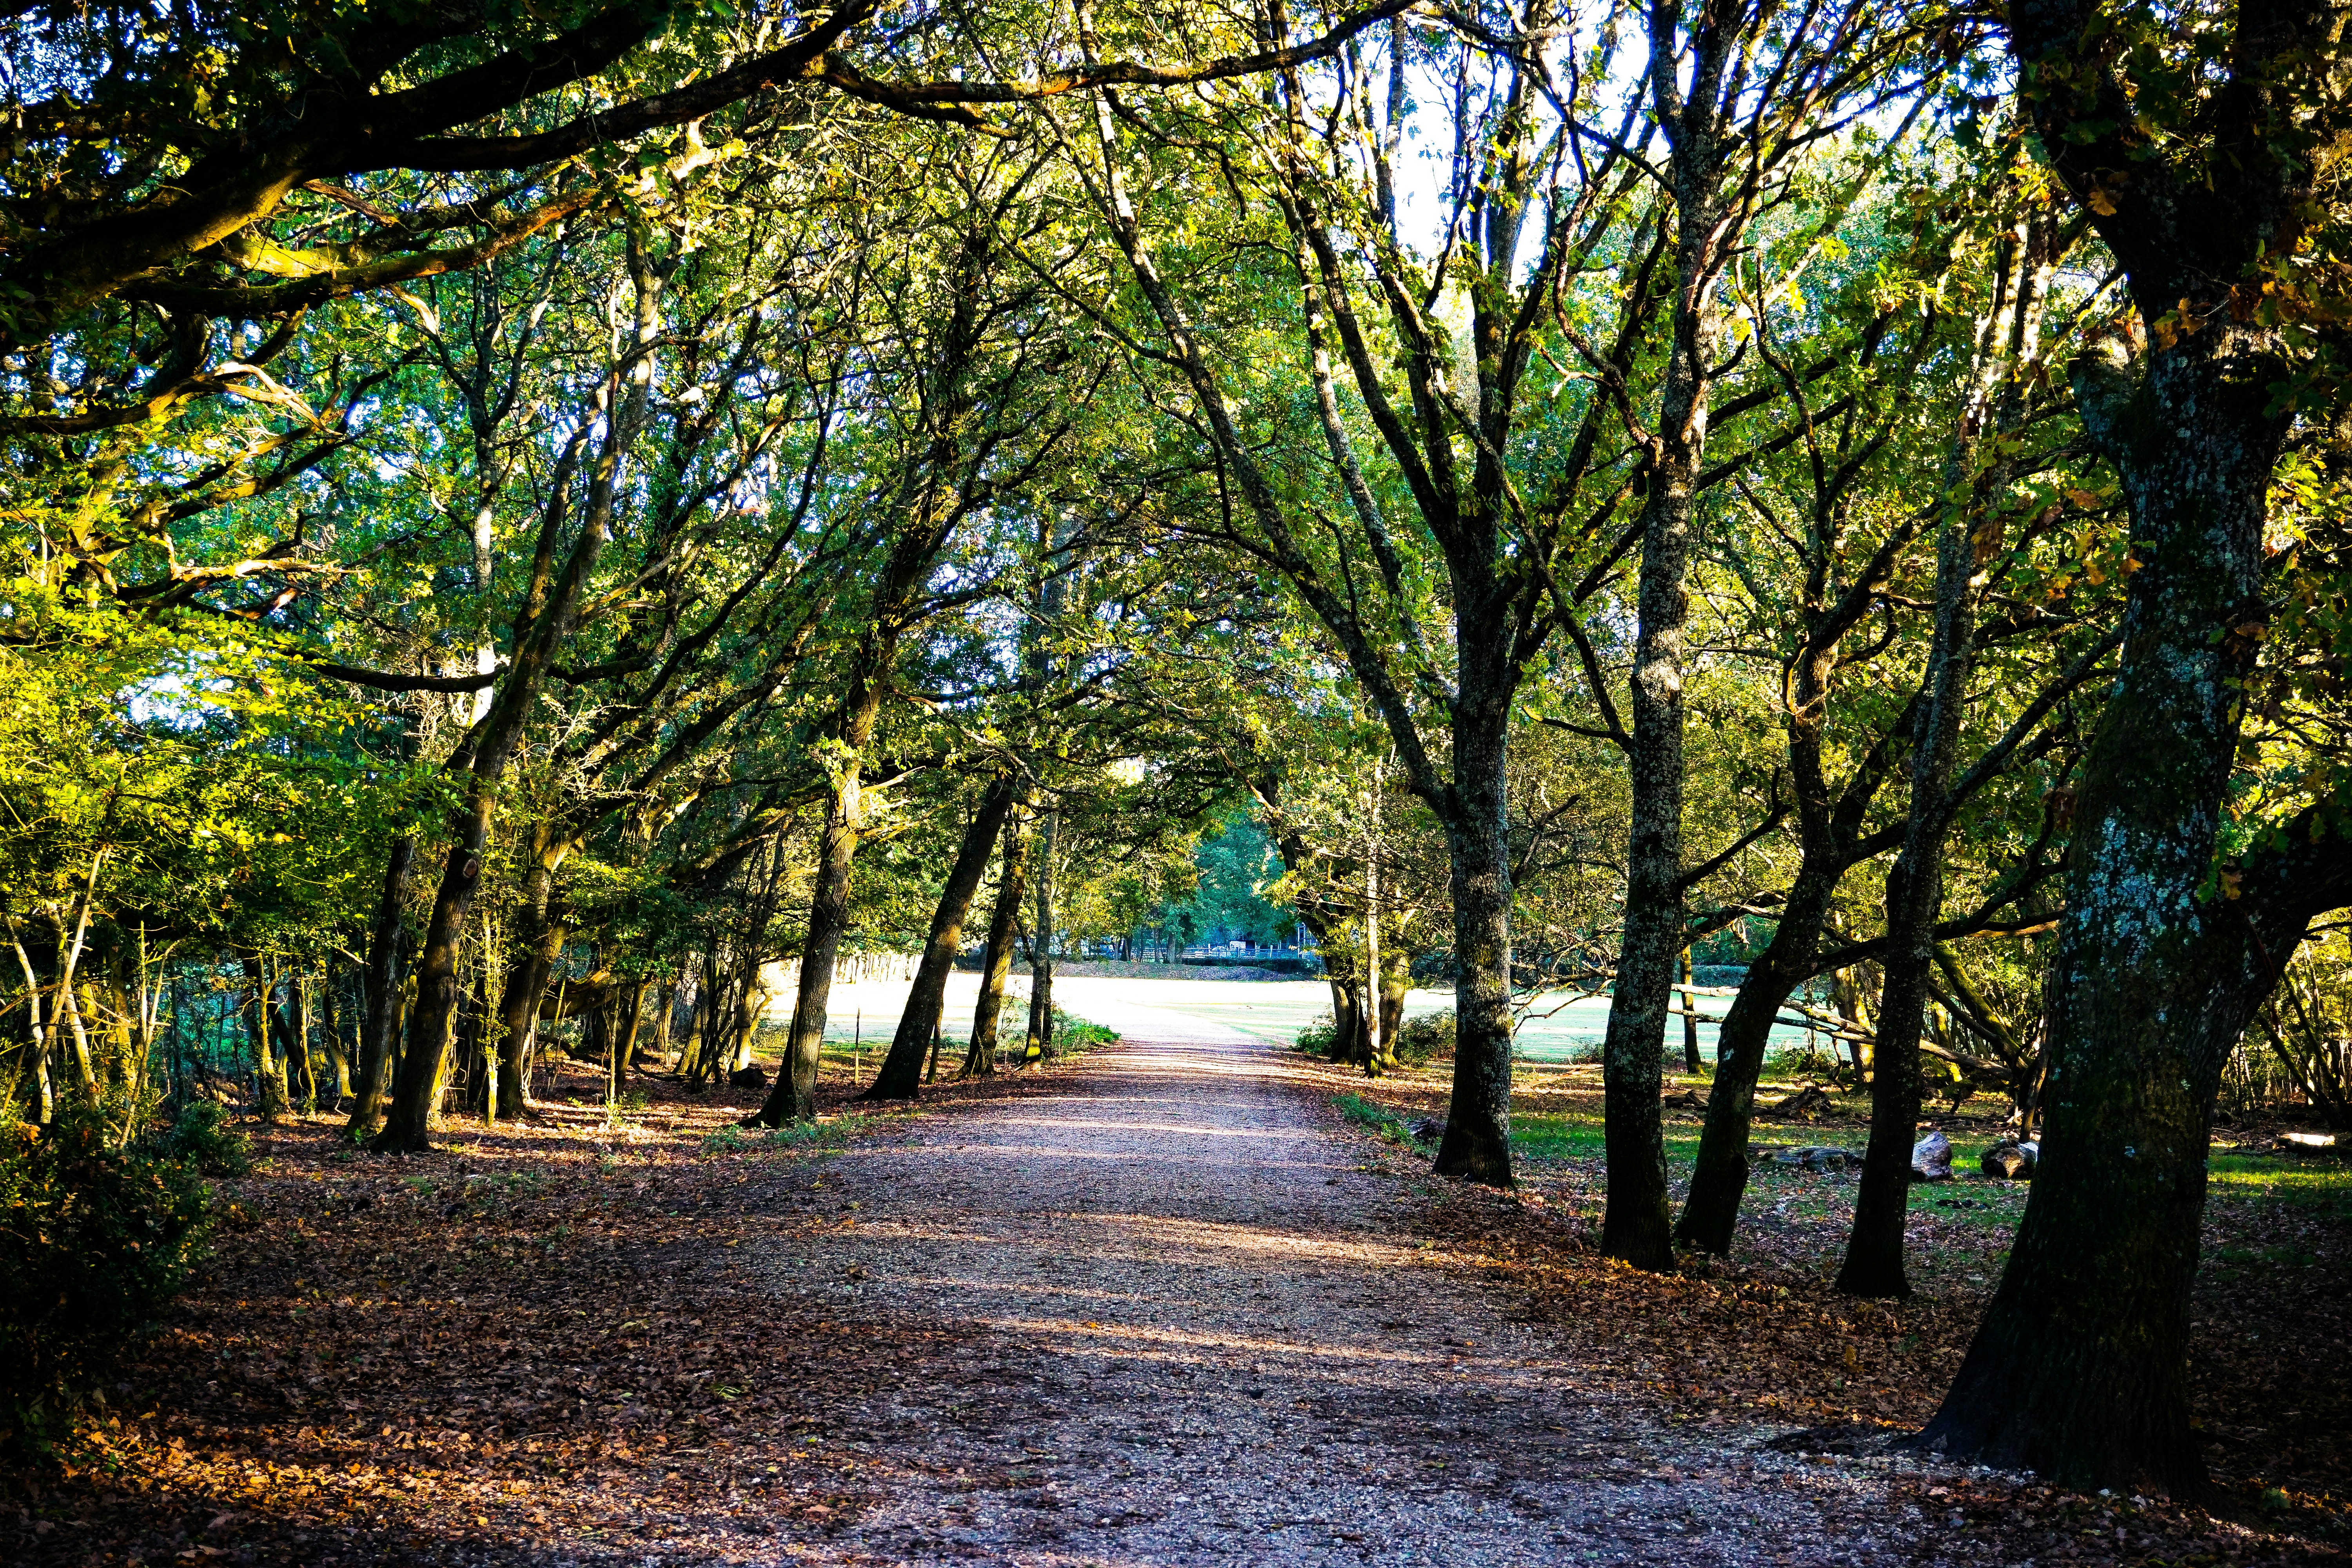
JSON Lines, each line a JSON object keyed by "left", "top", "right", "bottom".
{"left": 820, "top": 1214, "right": 1419, "bottom": 1268}
{"left": 971, "top": 1316, "right": 1457, "bottom": 1372}
{"left": 983, "top": 1116, "right": 1293, "bottom": 1141}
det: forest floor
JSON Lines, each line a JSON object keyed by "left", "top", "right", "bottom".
{"left": 3, "top": 981, "right": 2345, "bottom": 1566}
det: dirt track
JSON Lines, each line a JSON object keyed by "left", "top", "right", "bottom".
{"left": 765, "top": 985, "right": 1935, "bottom": 1566}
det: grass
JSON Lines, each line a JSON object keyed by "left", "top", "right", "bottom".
{"left": 2210, "top": 1149, "right": 2352, "bottom": 1216}
{"left": 1471, "top": 1102, "right": 2352, "bottom": 1233}
{"left": 1334, "top": 1092, "right": 1412, "bottom": 1142}
{"left": 699, "top": 1112, "right": 886, "bottom": 1158}
{"left": 1048, "top": 1010, "right": 1120, "bottom": 1053}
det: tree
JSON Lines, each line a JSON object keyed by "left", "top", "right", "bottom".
{"left": 747, "top": 147, "right": 1092, "bottom": 1125}
{"left": 1920, "top": 0, "right": 2352, "bottom": 1491}
{"left": 1675, "top": 150, "right": 2120, "bottom": 1259}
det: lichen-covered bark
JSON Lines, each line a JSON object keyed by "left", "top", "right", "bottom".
{"left": 1918, "top": 326, "right": 2279, "bottom": 1482}
{"left": 1915, "top": 0, "right": 2351, "bottom": 1485}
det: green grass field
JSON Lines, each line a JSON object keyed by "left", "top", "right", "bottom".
{"left": 1497, "top": 1107, "right": 2352, "bottom": 1229}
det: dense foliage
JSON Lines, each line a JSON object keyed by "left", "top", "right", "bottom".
{"left": 0, "top": 1112, "right": 212, "bottom": 1455}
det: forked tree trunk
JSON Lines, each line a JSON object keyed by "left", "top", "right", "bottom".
{"left": 866, "top": 774, "right": 1020, "bottom": 1100}
{"left": 274, "top": 982, "right": 312, "bottom": 1112}
{"left": 960, "top": 809, "right": 1033, "bottom": 1077}
{"left": 1320, "top": 944, "right": 1364, "bottom": 1061}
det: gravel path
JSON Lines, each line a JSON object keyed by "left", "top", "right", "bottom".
{"left": 756, "top": 987, "right": 1937, "bottom": 1566}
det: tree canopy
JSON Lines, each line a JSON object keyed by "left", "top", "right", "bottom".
{"left": 6, "top": 0, "right": 2352, "bottom": 1508}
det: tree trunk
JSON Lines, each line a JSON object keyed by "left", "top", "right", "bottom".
{"left": 1596, "top": 124, "right": 1728, "bottom": 1266}
{"left": 1677, "top": 869, "right": 1838, "bottom": 1251}
{"left": 1023, "top": 811, "right": 1058, "bottom": 1065}
{"left": 1680, "top": 949, "right": 1702, "bottom": 1074}
{"left": 750, "top": 638, "right": 891, "bottom": 1122}
{"left": 1840, "top": 211, "right": 2056, "bottom": 1296}
{"left": 244, "top": 955, "right": 288, "bottom": 1120}
{"left": 348, "top": 835, "right": 413, "bottom": 1137}
{"left": 751, "top": 773, "right": 860, "bottom": 1124}
{"left": 1598, "top": 502, "right": 1695, "bottom": 1265}
{"left": 374, "top": 791, "right": 501, "bottom": 1151}
{"left": 1837, "top": 853, "right": 1939, "bottom": 1297}
{"left": 1431, "top": 692, "right": 1514, "bottom": 1184}
{"left": 614, "top": 981, "right": 645, "bottom": 1104}
{"left": 494, "top": 837, "right": 568, "bottom": 1120}
{"left": 320, "top": 967, "right": 352, "bottom": 1103}
{"left": 1320, "top": 942, "right": 1364, "bottom": 1061}
{"left": 1916, "top": 324, "right": 2287, "bottom": 1482}
{"left": 276, "top": 979, "right": 312, "bottom": 1112}
{"left": 960, "top": 807, "right": 1032, "bottom": 1078}
{"left": 867, "top": 775, "right": 1020, "bottom": 1100}
{"left": 1375, "top": 947, "right": 1409, "bottom": 1073}
{"left": 370, "top": 234, "right": 658, "bottom": 1155}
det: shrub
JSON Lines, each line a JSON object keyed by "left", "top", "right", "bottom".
{"left": 1050, "top": 1008, "right": 1118, "bottom": 1053}
{"left": 1393, "top": 1012, "right": 1455, "bottom": 1065}
{"left": 1761, "top": 1040, "right": 1848, "bottom": 1082}
{"left": 163, "top": 1099, "right": 254, "bottom": 1177}
{"left": 999, "top": 1004, "right": 1119, "bottom": 1058}
{"left": 0, "top": 1112, "right": 212, "bottom": 1456}
{"left": 1294, "top": 1012, "right": 1338, "bottom": 1056}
